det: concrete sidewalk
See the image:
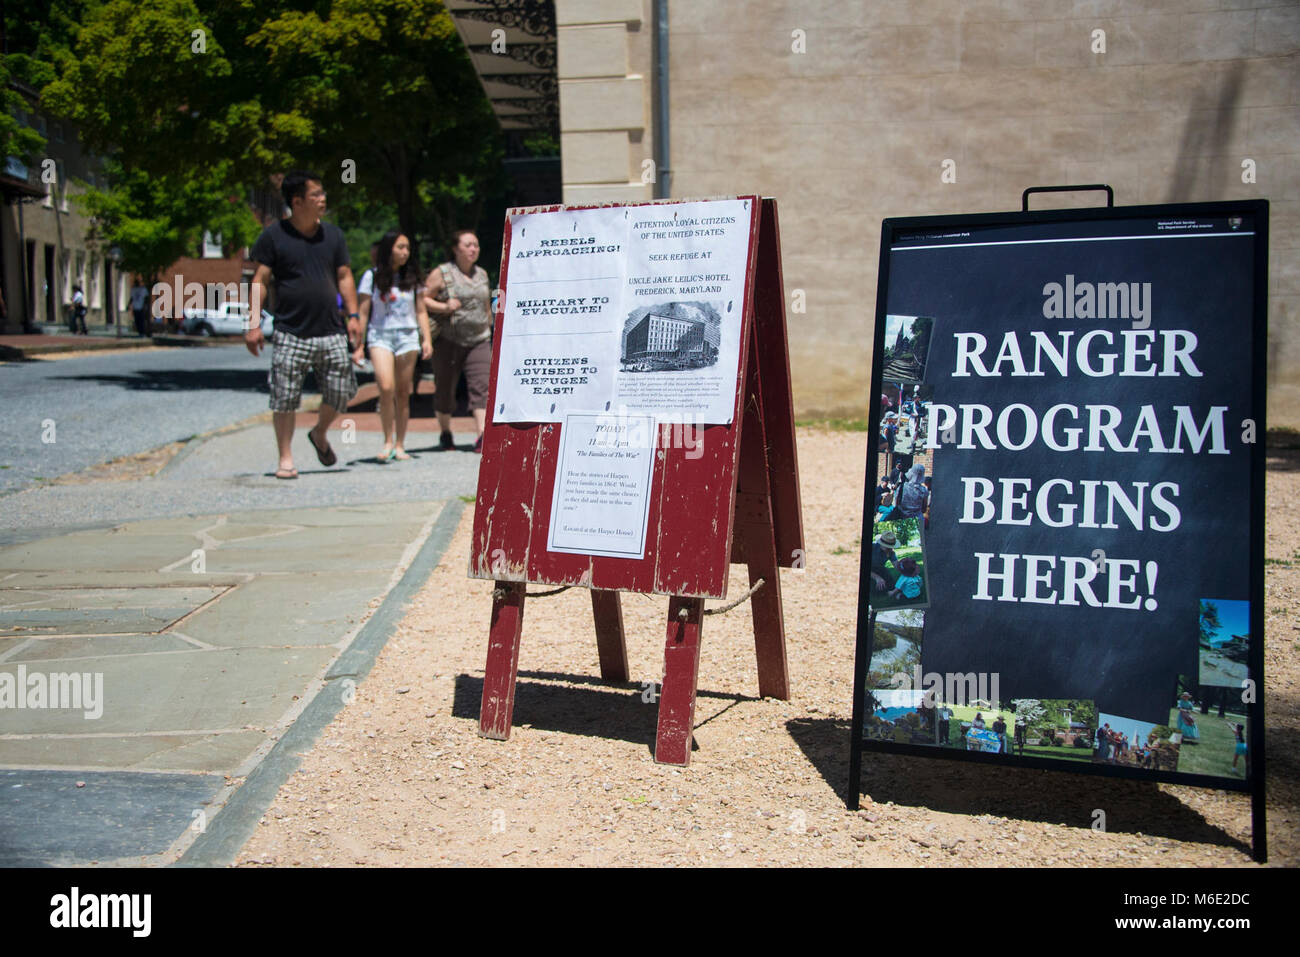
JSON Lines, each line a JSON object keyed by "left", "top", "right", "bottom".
{"left": 0, "top": 331, "right": 165, "bottom": 359}
{"left": 1, "top": 405, "right": 483, "bottom": 537}
{"left": 0, "top": 396, "right": 479, "bottom": 866}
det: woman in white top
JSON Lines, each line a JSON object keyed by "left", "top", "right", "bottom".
{"left": 353, "top": 230, "right": 432, "bottom": 462}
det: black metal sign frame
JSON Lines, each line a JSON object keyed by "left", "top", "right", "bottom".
{"left": 847, "top": 198, "right": 1269, "bottom": 863}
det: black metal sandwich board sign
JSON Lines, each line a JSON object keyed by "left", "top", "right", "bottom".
{"left": 848, "top": 198, "right": 1269, "bottom": 861}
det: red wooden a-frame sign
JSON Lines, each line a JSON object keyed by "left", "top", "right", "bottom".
{"left": 469, "top": 196, "right": 802, "bottom": 765}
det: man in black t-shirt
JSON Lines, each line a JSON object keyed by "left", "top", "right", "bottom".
{"left": 246, "top": 171, "right": 361, "bottom": 479}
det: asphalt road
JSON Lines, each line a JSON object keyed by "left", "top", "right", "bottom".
{"left": 0, "top": 344, "right": 271, "bottom": 494}
{"left": 0, "top": 343, "right": 483, "bottom": 537}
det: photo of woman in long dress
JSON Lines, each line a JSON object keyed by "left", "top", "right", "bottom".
{"left": 1176, "top": 691, "right": 1200, "bottom": 743}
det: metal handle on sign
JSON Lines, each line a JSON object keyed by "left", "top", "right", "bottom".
{"left": 1021, "top": 184, "right": 1114, "bottom": 211}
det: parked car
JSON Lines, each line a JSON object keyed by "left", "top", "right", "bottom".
{"left": 181, "top": 301, "right": 274, "bottom": 337}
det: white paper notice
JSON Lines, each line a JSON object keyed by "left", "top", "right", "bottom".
{"left": 494, "top": 207, "right": 629, "bottom": 423}
{"left": 493, "top": 197, "right": 754, "bottom": 425}
{"left": 615, "top": 198, "right": 752, "bottom": 424}
{"left": 547, "top": 412, "right": 656, "bottom": 560}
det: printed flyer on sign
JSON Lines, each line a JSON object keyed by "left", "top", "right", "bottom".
{"left": 612, "top": 199, "right": 752, "bottom": 424}
{"left": 494, "top": 206, "right": 628, "bottom": 422}
{"left": 861, "top": 206, "right": 1263, "bottom": 786}
{"left": 493, "top": 198, "right": 754, "bottom": 426}
{"left": 547, "top": 411, "right": 656, "bottom": 560}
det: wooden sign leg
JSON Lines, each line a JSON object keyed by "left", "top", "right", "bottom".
{"left": 479, "top": 581, "right": 526, "bottom": 740}
{"left": 734, "top": 324, "right": 791, "bottom": 701}
{"left": 591, "top": 589, "right": 629, "bottom": 682}
{"left": 740, "top": 508, "right": 790, "bottom": 701}
{"left": 655, "top": 596, "right": 705, "bottom": 765}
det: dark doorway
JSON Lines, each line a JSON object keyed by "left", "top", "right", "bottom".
{"left": 103, "top": 259, "right": 115, "bottom": 326}
{"left": 43, "top": 244, "right": 55, "bottom": 325}
{"left": 24, "top": 240, "right": 36, "bottom": 332}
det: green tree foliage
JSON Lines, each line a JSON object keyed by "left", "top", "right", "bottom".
{"left": 1, "top": 0, "right": 90, "bottom": 164}
{"left": 43, "top": 0, "right": 309, "bottom": 184}
{"left": 1027, "top": 699, "right": 1097, "bottom": 732}
{"left": 0, "top": 61, "right": 45, "bottom": 165}
{"left": 37, "top": 0, "right": 502, "bottom": 277}
{"left": 871, "top": 625, "right": 897, "bottom": 651}
{"left": 39, "top": 0, "right": 306, "bottom": 276}
{"left": 246, "top": 0, "right": 505, "bottom": 252}
{"left": 77, "top": 159, "right": 259, "bottom": 281}
{"left": 1198, "top": 599, "right": 1222, "bottom": 649}
{"left": 909, "top": 316, "right": 934, "bottom": 363}
{"left": 889, "top": 517, "right": 919, "bottom": 547}
{"left": 1012, "top": 698, "right": 1047, "bottom": 726}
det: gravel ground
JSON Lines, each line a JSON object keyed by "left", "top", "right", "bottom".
{"left": 237, "top": 429, "right": 1299, "bottom": 867}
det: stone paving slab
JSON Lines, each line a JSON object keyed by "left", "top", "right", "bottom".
{"left": 0, "top": 586, "right": 227, "bottom": 636}
{"left": 178, "top": 570, "right": 394, "bottom": 649}
{"left": 0, "top": 533, "right": 218, "bottom": 572}
{"left": 0, "top": 768, "right": 226, "bottom": 867}
{"left": 0, "top": 645, "right": 339, "bottom": 736}
{"left": 3, "top": 633, "right": 203, "bottom": 662}
{"left": 0, "top": 571, "right": 249, "bottom": 588}
{"left": 0, "top": 731, "right": 264, "bottom": 774}
{"left": 0, "top": 498, "right": 451, "bottom": 865}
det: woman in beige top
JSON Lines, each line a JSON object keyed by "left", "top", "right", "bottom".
{"left": 423, "top": 230, "right": 493, "bottom": 452}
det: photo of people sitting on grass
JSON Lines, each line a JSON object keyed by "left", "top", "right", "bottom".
{"left": 940, "top": 700, "right": 1017, "bottom": 752}
{"left": 1093, "top": 712, "right": 1181, "bottom": 771}
{"left": 868, "top": 517, "right": 928, "bottom": 611}
{"left": 863, "top": 687, "right": 1014, "bottom": 751}
{"left": 1171, "top": 675, "right": 1249, "bottom": 780}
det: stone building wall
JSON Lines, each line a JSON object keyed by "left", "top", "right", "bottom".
{"left": 556, "top": 1, "right": 1299, "bottom": 422}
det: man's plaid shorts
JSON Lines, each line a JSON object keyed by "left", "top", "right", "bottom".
{"left": 268, "top": 330, "right": 357, "bottom": 413}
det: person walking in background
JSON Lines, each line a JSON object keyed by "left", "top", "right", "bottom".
{"left": 425, "top": 230, "right": 492, "bottom": 452}
{"left": 130, "top": 276, "right": 150, "bottom": 337}
{"left": 70, "top": 284, "right": 88, "bottom": 334}
{"left": 354, "top": 230, "right": 432, "bottom": 462}
{"left": 244, "top": 170, "right": 361, "bottom": 480}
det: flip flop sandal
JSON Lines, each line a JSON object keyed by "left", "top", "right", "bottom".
{"left": 307, "top": 429, "right": 337, "bottom": 467}
{"left": 274, "top": 467, "right": 299, "bottom": 480}
{"left": 376, "top": 449, "right": 396, "bottom": 463}
{"left": 392, "top": 450, "right": 412, "bottom": 461}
